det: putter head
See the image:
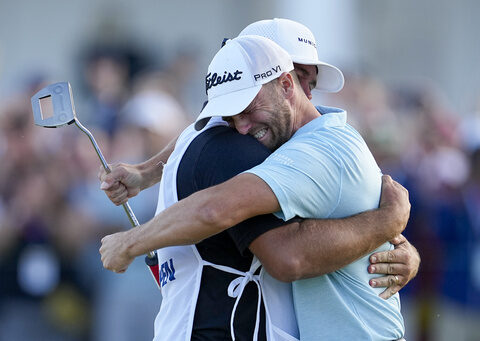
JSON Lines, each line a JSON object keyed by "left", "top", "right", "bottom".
{"left": 31, "top": 82, "right": 77, "bottom": 128}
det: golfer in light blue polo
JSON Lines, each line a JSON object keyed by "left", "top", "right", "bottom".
{"left": 246, "top": 104, "right": 405, "bottom": 340}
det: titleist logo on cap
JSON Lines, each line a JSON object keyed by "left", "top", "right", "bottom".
{"left": 205, "top": 70, "right": 243, "bottom": 93}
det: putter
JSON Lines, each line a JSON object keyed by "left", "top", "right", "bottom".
{"left": 31, "top": 82, "right": 160, "bottom": 288}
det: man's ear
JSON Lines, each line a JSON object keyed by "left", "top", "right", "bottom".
{"left": 278, "top": 72, "right": 295, "bottom": 99}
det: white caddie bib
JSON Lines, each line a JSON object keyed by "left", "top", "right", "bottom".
{"left": 152, "top": 118, "right": 299, "bottom": 341}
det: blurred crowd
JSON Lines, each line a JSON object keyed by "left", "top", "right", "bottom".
{"left": 0, "top": 45, "right": 191, "bottom": 341}
{"left": 0, "top": 43, "right": 479, "bottom": 341}
{"left": 322, "top": 73, "right": 480, "bottom": 341}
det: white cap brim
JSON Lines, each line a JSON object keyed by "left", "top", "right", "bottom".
{"left": 195, "top": 84, "right": 262, "bottom": 131}
{"left": 293, "top": 57, "right": 344, "bottom": 93}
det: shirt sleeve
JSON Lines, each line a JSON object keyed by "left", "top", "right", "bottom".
{"left": 189, "top": 127, "right": 291, "bottom": 254}
{"left": 245, "top": 137, "right": 343, "bottom": 221}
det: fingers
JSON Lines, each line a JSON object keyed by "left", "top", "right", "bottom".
{"left": 371, "top": 249, "right": 396, "bottom": 264}
{"left": 371, "top": 239, "right": 417, "bottom": 271}
{"left": 380, "top": 174, "right": 408, "bottom": 200}
{"left": 380, "top": 174, "right": 410, "bottom": 203}
{"left": 99, "top": 172, "right": 118, "bottom": 191}
{"left": 368, "top": 262, "right": 409, "bottom": 280}
{"left": 378, "top": 284, "right": 402, "bottom": 300}
{"left": 381, "top": 174, "right": 392, "bottom": 181}
{"left": 98, "top": 164, "right": 130, "bottom": 205}
{"left": 370, "top": 245, "right": 410, "bottom": 265}
{"left": 389, "top": 234, "right": 406, "bottom": 246}
{"left": 369, "top": 274, "right": 403, "bottom": 299}
{"left": 104, "top": 183, "right": 129, "bottom": 205}
{"left": 99, "top": 234, "right": 128, "bottom": 273}
{"left": 369, "top": 241, "right": 420, "bottom": 299}
{"left": 103, "top": 185, "right": 128, "bottom": 205}
{"left": 369, "top": 274, "right": 402, "bottom": 288}
{"left": 98, "top": 164, "right": 107, "bottom": 181}
{"left": 98, "top": 164, "right": 113, "bottom": 184}
{"left": 379, "top": 176, "right": 411, "bottom": 237}
{"left": 110, "top": 267, "right": 126, "bottom": 274}
{"left": 392, "top": 179, "right": 410, "bottom": 209}
{"left": 98, "top": 163, "right": 128, "bottom": 187}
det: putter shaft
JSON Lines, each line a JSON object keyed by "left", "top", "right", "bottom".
{"left": 74, "top": 120, "right": 156, "bottom": 259}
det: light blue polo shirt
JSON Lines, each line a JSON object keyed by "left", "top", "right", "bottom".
{"left": 246, "top": 106, "right": 405, "bottom": 340}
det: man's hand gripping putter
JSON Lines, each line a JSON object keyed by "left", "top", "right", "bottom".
{"left": 31, "top": 82, "right": 160, "bottom": 288}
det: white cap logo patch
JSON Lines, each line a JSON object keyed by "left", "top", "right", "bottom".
{"left": 205, "top": 70, "right": 243, "bottom": 93}
{"left": 195, "top": 35, "right": 293, "bottom": 131}
{"left": 239, "top": 18, "right": 344, "bottom": 93}
{"left": 254, "top": 65, "right": 282, "bottom": 81}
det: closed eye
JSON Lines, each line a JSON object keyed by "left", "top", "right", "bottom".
{"left": 222, "top": 116, "right": 234, "bottom": 127}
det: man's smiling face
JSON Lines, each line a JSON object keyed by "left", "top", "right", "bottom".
{"left": 223, "top": 83, "right": 293, "bottom": 151}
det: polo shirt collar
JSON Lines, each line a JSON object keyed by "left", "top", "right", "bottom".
{"left": 294, "top": 105, "right": 347, "bottom": 136}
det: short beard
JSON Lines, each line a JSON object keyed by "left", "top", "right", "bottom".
{"left": 269, "top": 98, "right": 292, "bottom": 151}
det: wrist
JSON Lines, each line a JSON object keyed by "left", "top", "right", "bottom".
{"left": 123, "top": 228, "right": 143, "bottom": 259}
{"left": 378, "top": 204, "right": 403, "bottom": 239}
{"left": 137, "top": 160, "right": 163, "bottom": 190}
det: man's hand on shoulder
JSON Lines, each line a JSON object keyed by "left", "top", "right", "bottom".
{"left": 368, "top": 234, "right": 420, "bottom": 299}
{"left": 379, "top": 175, "right": 411, "bottom": 238}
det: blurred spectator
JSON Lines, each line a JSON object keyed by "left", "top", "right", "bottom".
{"left": 119, "top": 70, "right": 190, "bottom": 153}
{"left": 79, "top": 45, "right": 150, "bottom": 136}
{"left": 427, "top": 147, "right": 480, "bottom": 341}
{"left": 158, "top": 45, "right": 203, "bottom": 119}
{"left": 0, "top": 98, "right": 95, "bottom": 341}
{"left": 459, "top": 97, "right": 480, "bottom": 152}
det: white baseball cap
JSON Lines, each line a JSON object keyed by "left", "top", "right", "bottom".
{"left": 239, "top": 18, "right": 344, "bottom": 93}
{"left": 195, "top": 35, "right": 294, "bottom": 131}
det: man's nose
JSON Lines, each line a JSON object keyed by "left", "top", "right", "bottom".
{"left": 303, "top": 85, "right": 313, "bottom": 100}
{"left": 233, "top": 115, "right": 251, "bottom": 135}
{"left": 305, "top": 89, "right": 313, "bottom": 100}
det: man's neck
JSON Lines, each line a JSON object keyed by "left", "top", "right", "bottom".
{"left": 292, "top": 98, "right": 321, "bottom": 133}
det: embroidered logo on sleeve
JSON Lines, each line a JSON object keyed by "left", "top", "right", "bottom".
{"left": 271, "top": 153, "right": 294, "bottom": 166}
